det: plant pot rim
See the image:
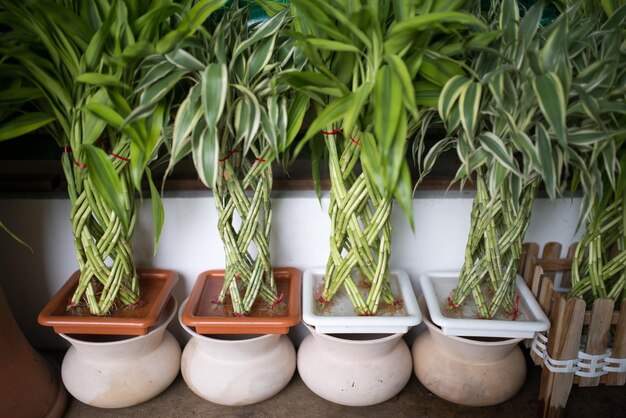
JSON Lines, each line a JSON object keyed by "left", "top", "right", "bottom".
{"left": 179, "top": 298, "right": 278, "bottom": 343}
{"left": 181, "top": 267, "right": 301, "bottom": 335}
{"left": 303, "top": 323, "right": 405, "bottom": 344}
{"left": 419, "top": 271, "right": 550, "bottom": 339}
{"left": 38, "top": 269, "right": 178, "bottom": 336}
{"left": 302, "top": 268, "right": 422, "bottom": 334}
{"left": 59, "top": 296, "right": 177, "bottom": 346}
{"left": 418, "top": 296, "right": 523, "bottom": 346}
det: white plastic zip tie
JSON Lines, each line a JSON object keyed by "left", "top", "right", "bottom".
{"left": 543, "top": 353, "right": 580, "bottom": 374}
{"left": 576, "top": 351, "right": 609, "bottom": 378}
{"left": 532, "top": 333, "right": 548, "bottom": 360}
{"left": 604, "top": 356, "right": 626, "bottom": 373}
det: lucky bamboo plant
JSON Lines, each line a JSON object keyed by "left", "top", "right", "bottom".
{"left": 0, "top": 0, "right": 210, "bottom": 315}
{"left": 288, "top": 0, "right": 486, "bottom": 315}
{"left": 566, "top": 2, "right": 626, "bottom": 303}
{"left": 436, "top": 0, "right": 626, "bottom": 318}
{"left": 127, "top": 2, "right": 307, "bottom": 315}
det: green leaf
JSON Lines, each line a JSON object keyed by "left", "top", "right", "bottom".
{"left": 342, "top": 82, "right": 374, "bottom": 138}
{"left": 146, "top": 168, "right": 164, "bottom": 254}
{"left": 536, "top": 123, "right": 556, "bottom": 200}
{"left": 76, "top": 73, "right": 130, "bottom": 89}
{"left": 459, "top": 81, "right": 481, "bottom": 138}
{"left": 532, "top": 73, "right": 567, "bottom": 147}
{"left": 301, "top": 93, "right": 353, "bottom": 143}
{"left": 0, "top": 87, "right": 44, "bottom": 105}
{"left": 305, "top": 38, "right": 361, "bottom": 53}
{"left": 394, "top": 162, "right": 414, "bottom": 230}
{"left": 283, "top": 92, "right": 309, "bottom": 151}
{"left": 375, "top": 66, "right": 402, "bottom": 154}
{"left": 201, "top": 63, "right": 228, "bottom": 127}
{"left": 0, "top": 219, "right": 33, "bottom": 252}
{"left": 82, "top": 144, "right": 129, "bottom": 230}
{"left": 0, "top": 113, "right": 55, "bottom": 141}
{"left": 519, "top": 1, "right": 543, "bottom": 50}
{"left": 173, "top": 85, "right": 203, "bottom": 162}
{"left": 386, "top": 54, "right": 418, "bottom": 119}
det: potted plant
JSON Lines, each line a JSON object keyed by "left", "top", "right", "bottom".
{"left": 0, "top": 0, "right": 218, "bottom": 407}
{"left": 286, "top": 0, "right": 485, "bottom": 406}
{"left": 414, "top": 0, "right": 624, "bottom": 406}
{"left": 124, "top": 1, "right": 306, "bottom": 405}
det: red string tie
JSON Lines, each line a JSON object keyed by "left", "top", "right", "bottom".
{"left": 358, "top": 312, "right": 374, "bottom": 316}
{"left": 321, "top": 128, "right": 361, "bottom": 146}
{"left": 111, "top": 153, "right": 130, "bottom": 162}
{"left": 512, "top": 295, "right": 521, "bottom": 321}
{"left": 447, "top": 296, "right": 458, "bottom": 309}
{"left": 271, "top": 292, "right": 285, "bottom": 308}
{"left": 66, "top": 299, "right": 78, "bottom": 308}
{"left": 232, "top": 312, "right": 247, "bottom": 317}
{"left": 126, "top": 300, "right": 145, "bottom": 309}
{"left": 315, "top": 292, "right": 330, "bottom": 304}
{"left": 255, "top": 157, "right": 266, "bottom": 163}
{"left": 219, "top": 149, "right": 240, "bottom": 162}
{"left": 392, "top": 298, "right": 404, "bottom": 307}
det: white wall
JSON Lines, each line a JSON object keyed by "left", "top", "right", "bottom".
{"left": 0, "top": 190, "right": 582, "bottom": 349}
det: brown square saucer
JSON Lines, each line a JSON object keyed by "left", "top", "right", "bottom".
{"left": 38, "top": 269, "right": 178, "bottom": 335}
{"left": 182, "top": 267, "right": 301, "bottom": 334}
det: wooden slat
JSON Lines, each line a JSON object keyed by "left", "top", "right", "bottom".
{"left": 606, "top": 299, "right": 626, "bottom": 386}
{"left": 541, "top": 296, "right": 586, "bottom": 418}
{"left": 531, "top": 265, "right": 544, "bottom": 299}
{"left": 578, "top": 299, "right": 614, "bottom": 387}
{"left": 541, "top": 243, "right": 563, "bottom": 281}
{"left": 539, "top": 278, "right": 554, "bottom": 316}
{"left": 521, "top": 243, "right": 539, "bottom": 286}
{"left": 560, "top": 244, "right": 577, "bottom": 289}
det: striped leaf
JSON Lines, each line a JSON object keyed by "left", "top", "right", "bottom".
{"left": 146, "top": 168, "right": 164, "bottom": 254}
{"left": 438, "top": 75, "right": 469, "bottom": 122}
{"left": 172, "top": 85, "right": 203, "bottom": 163}
{"left": 76, "top": 73, "right": 130, "bottom": 89}
{"left": 532, "top": 73, "right": 567, "bottom": 147}
{"left": 459, "top": 81, "right": 481, "bottom": 138}
{"left": 165, "top": 49, "right": 205, "bottom": 71}
{"left": 536, "top": 123, "right": 557, "bottom": 200}
{"left": 479, "top": 132, "right": 519, "bottom": 175}
{"left": 201, "top": 63, "right": 228, "bottom": 127}
{"left": 192, "top": 126, "right": 219, "bottom": 189}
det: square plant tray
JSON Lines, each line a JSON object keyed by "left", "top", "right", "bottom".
{"left": 420, "top": 271, "right": 550, "bottom": 338}
{"left": 181, "top": 267, "right": 301, "bottom": 334}
{"left": 38, "top": 269, "right": 178, "bottom": 336}
{"left": 303, "top": 268, "right": 421, "bottom": 334}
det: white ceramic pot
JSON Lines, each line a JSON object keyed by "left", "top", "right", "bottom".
{"left": 179, "top": 298, "right": 296, "bottom": 406}
{"left": 412, "top": 298, "right": 527, "bottom": 407}
{"left": 59, "top": 297, "right": 181, "bottom": 408}
{"left": 297, "top": 324, "right": 412, "bottom": 406}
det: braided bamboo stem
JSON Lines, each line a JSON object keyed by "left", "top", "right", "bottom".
{"left": 63, "top": 142, "right": 140, "bottom": 315}
{"left": 570, "top": 195, "right": 626, "bottom": 302}
{"left": 453, "top": 170, "right": 538, "bottom": 318}
{"left": 215, "top": 143, "right": 278, "bottom": 315}
{"left": 321, "top": 129, "right": 394, "bottom": 315}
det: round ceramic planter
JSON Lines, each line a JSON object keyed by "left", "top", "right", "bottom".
{"left": 412, "top": 306, "right": 527, "bottom": 407}
{"left": 179, "top": 298, "right": 296, "bottom": 406}
{"left": 59, "top": 297, "right": 181, "bottom": 408}
{"left": 297, "top": 324, "right": 412, "bottom": 406}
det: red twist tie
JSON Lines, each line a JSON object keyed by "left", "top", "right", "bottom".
{"left": 73, "top": 158, "right": 87, "bottom": 169}
{"left": 127, "top": 300, "right": 145, "bottom": 309}
{"left": 255, "top": 157, "right": 266, "bottom": 163}
{"left": 210, "top": 299, "right": 222, "bottom": 305}
{"left": 62, "top": 146, "right": 71, "bottom": 153}
{"left": 321, "top": 128, "right": 360, "bottom": 146}
{"left": 219, "top": 150, "right": 241, "bottom": 162}
{"left": 66, "top": 299, "right": 78, "bottom": 308}
{"left": 111, "top": 153, "right": 130, "bottom": 162}
{"left": 315, "top": 292, "right": 330, "bottom": 304}
{"left": 393, "top": 298, "right": 404, "bottom": 307}
{"left": 447, "top": 296, "right": 458, "bottom": 309}
{"left": 232, "top": 312, "right": 247, "bottom": 317}
{"left": 271, "top": 292, "right": 285, "bottom": 308}
{"left": 358, "top": 312, "right": 374, "bottom": 316}
{"left": 512, "top": 295, "right": 520, "bottom": 321}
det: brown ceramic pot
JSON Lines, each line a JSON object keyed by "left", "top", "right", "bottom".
{"left": 38, "top": 269, "right": 178, "bottom": 335}
{"left": 182, "top": 267, "right": 301, "bottom": 334}
{"left": 0, "top": 286, "right": 67, "bottom": 418}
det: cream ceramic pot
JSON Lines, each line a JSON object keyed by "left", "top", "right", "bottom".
{"left": 179, "top": 298, "right": 296, "bottom": 406}
{"left": 412, "top": 298, "right": 527, "bottom": 406}
{"left": 59, "top": 297, "right": 181, "bottom": 408}
{"left": 297, "top": 324, "right": 412, "bottom": 406}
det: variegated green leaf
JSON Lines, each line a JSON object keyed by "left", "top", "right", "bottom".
{"left": 536, "top": 123, "right": 557, "bottom": 200}
{"left": 479, "top": 132, "right": 519, "bottom": 175}
{"left": 438, "top": 75, "right": 469, "bottom": 122}
{"left": 459, "top": 81, "right": 481, "bottom": 138}
{"left": 192, "top": 126, "right": 219, "bottom": 189}
{"left": 532, "top": 73, "right": 567, "bottom": 147}
{"left": 201, "top": 63, "right": 228, "bottom": 127}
